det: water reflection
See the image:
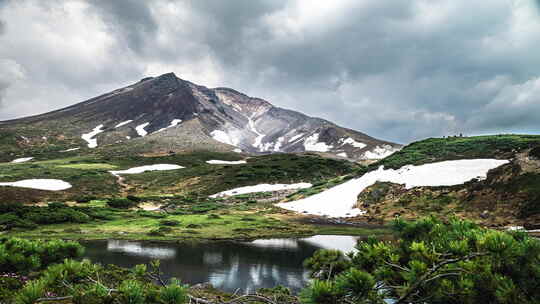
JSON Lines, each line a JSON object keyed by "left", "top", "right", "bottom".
{"left": 82, "top": 235, "right": 360, "bottom": 293}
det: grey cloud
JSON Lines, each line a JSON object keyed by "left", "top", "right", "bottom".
{"left": 0, "top": 0, "right": 539, "bottom": 143}
{"left": 87, "top": 0, "right": 158, "bottom": 54}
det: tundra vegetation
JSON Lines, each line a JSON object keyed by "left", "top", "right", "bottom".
{"left": 0, "top": 218, "right": 538, "bottom": 303}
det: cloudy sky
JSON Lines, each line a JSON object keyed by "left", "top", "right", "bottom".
{"left": 1, "top": 0, "right": 539, "bottom": 144}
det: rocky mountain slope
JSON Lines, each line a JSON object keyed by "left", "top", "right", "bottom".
{"left": 0, "top": 73, "right": 400, "bottom": 161}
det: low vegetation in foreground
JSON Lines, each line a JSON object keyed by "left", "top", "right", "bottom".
{"left": 0, "top": 218, "right": 538, "bottom": 303}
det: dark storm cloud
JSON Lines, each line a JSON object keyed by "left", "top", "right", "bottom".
{"left": 0, "top": 0, "right": 539, "bottom": 142}
{"left": 86, "top": 0, "right": 158, "bottom": 55}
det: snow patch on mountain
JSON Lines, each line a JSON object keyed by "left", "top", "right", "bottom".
{"left": 154, "top": 119, "right": 182, "bottom": 133}
{"left": 340, "top": 137, "right": 367, "bottom": 149}
{"left": 135, "top": 122, "right": 150, "bottom": 137}
{"left": 248, "top": 117, "right": 265, "bottom": 149}
{"left": 81, "top": 124, "right": 105, "bottom": 148}
{"left": 304, "top": 133, "right": 333, "bottom": 152}
{"left": 290, "top": 133, "right": 304, "bottom": 142}
{"left": 211, "top": 130, "right": 240, "bottom": 146}
{"left": 210, "top": 182, "right": 313, "bottom": 198}
{"left": 11, "top": 157, "right": 34, "bottom": 163}
{"left": 0, "top": 179, "right": 72, "bottom": 191}
{"left": 206, "top": 160, "right": 247, "bottom": 165}
{"left": 274, "top": 137, "right": 285, "bottom": 151}
{"left": 110, "top": 164, "right": 184, "bottom": 176}
{"left": 337, "top": 152, "right": 348, "bottom": 158}
{"left": 61, "top": 148, "right": 80, "bottom": 152}
{"left": 363, "top": 145, "right": 400, "bottom": 159}
{"left": 115, "top": 120, "right": 133, "bottom": 128}
{"left": 277, "top": 159, "right": 509, "bottom": 218}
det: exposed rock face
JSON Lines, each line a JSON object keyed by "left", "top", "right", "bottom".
{"left": 0, "top": 72, "right": 401, "bottom": 159}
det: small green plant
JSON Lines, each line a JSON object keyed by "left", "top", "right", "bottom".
{"left": 107, "top": 198, "right": 138, "bottom": 209}
{"left": 14, "top": 279, "right": 46, "bottom": 304}
{"left": 159, "top": 278, "right": 188, "bottom": 304}
{"left": 118, "top": 280, "right": 145, "bottom": 304}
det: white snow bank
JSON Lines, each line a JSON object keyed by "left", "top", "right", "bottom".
{"left": 340, "top": 137, "right": 367, "bottom": 149}
{"left": 135, "top": 122, "right": 150, "bottom": 137}
{"left": 363, "top": 145, "right": 399, "bottom": 159}
{"left": 290, "top": 133, "right": 304, "bottom": 142}
{"left": 210, "top": 182, "right": 313, "bottom": 198}
{"left": 11, "top": 157, "right": 33, "bottom": 163}
{"left": 211, "top": 130, "right": 239, "bottom": 146}
{"left": 337, "top": 152, "right": 348, "bottom": 158}
{"left": 154, "top": 119, "right": 182, "bottom": 133}
{"left": 206, "top": 160, "right": 247, "bottom": 165}
{"left": 81, "top": 124, "right": 105, "bottom": 148}
{"left": 304, "top": 133, "right": 333, "bottom": 152}
{"left": 0, "top": 179, "right": 72, "bottom": 191}
{"left": 109, "top": 164, "right": 184, "bottom": 176}
{"left": 61, "top": 148, "right": 80, "bottom": 152}
{"left": 277, "top": 159, "right": 509, "bottom": 218}
{"left": 115, "top": 120, "right": 133, "bottom": 128}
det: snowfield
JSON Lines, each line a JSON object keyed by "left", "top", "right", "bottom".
{"left": 304, "top": 133, "right": 333, "bottom": 152}
{"left": 81, "top": 124, "right": 105, "bottom": 148}
{"left": 211, "top": 130, "right": 240, "bottom": 146}
{"left": 277, "top": 159, "right": 509, "bottom": 218}
{"left": 210, "top": 182, "right": 313, "bottom": 198}
{"left": 115, "top": 120, "right": 133, "bottom": 128}
{"left": 11, "top": 157, "right": 34, "bottom": 163}
{"left": 206, "top": 160, "right": 247, "bottom": 165}
{"left": 154, "top": 119, "right": 182, "bottom": 133}
{"left": 340, "top": 137, "right": 367, "bottom": 149}
{"left": 135, "top": 122, "right": 150, "bottom": 137}
{"left": 61, "top": 148, "right": 80, "bottom": 152}
{"left": 109, "top": 164, "right": 184, "bottom": 176}
{"left": 363, "top": 145, "right": 400, "bottom": 159}
{"left": 0, "top": 179, "right": 72, "bottom": 191}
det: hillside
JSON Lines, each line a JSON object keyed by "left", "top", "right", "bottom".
{"left": 0, "top": 73, "right": 401, "bottom": 162}
{"left": 354, "top": 135, "right": 540, "bottom": 229}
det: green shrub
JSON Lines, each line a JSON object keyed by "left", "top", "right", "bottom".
{"left": 118, "top": 280, "right": 145, "bottom": 304}
{"left": 136, "top": 210, "right": 166, "bottom": 218}
{"left": 75, "top": 196, "right": 98, "bottom": 203}
{"left": 107, "top": 198, "right": 138, "bottom": 209}
{"left": 159, "top": 278, "right": 188, "bottom": 304}
{"left": 126, "top": 195, "right": 142, "bottom": 202}
{"left": 0, "top": 238, "right": 84, "bottom": 273}
{"left": 300, "top": 217, "right": 540, "bottom": 304}
{"left": 14, "top": 279, "right": 46, "bottom": 304}
{"left": 160, "top": 220, "right": 181, "bottom": 226}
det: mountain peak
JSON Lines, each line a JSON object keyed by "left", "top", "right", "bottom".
{"left": 0, "top": 75, "right": 402, "bottom": 160}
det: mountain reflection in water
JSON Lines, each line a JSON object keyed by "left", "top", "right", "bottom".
{"left": 82, "top": 235, "right": 360, "bottom": 293}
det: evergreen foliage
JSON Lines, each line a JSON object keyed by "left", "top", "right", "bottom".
{"left": 301, "top": 217, "right": 540, "bottom": 304}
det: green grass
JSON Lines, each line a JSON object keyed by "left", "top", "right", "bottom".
{"left": 371, "top": 134, "right": 540, "bottom": 170}
{"left": 57, "top": 163, "right": 118, "bottom": 170}
{"left": 0, "top": 151, "right": 356, "bottom": 203}
{"left": 123, "top": 153, "right": 357, "bottom": 196}
{"left": 5, "top": 201, "right": 389, "bottom": 241}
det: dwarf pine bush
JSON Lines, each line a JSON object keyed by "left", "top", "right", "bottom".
{"left": 301, "top": 217, "right": 540, "bottom": 304}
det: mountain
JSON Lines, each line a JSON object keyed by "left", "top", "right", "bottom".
{"left": 0, "top": 72, "right": 401, "bottom": 160}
